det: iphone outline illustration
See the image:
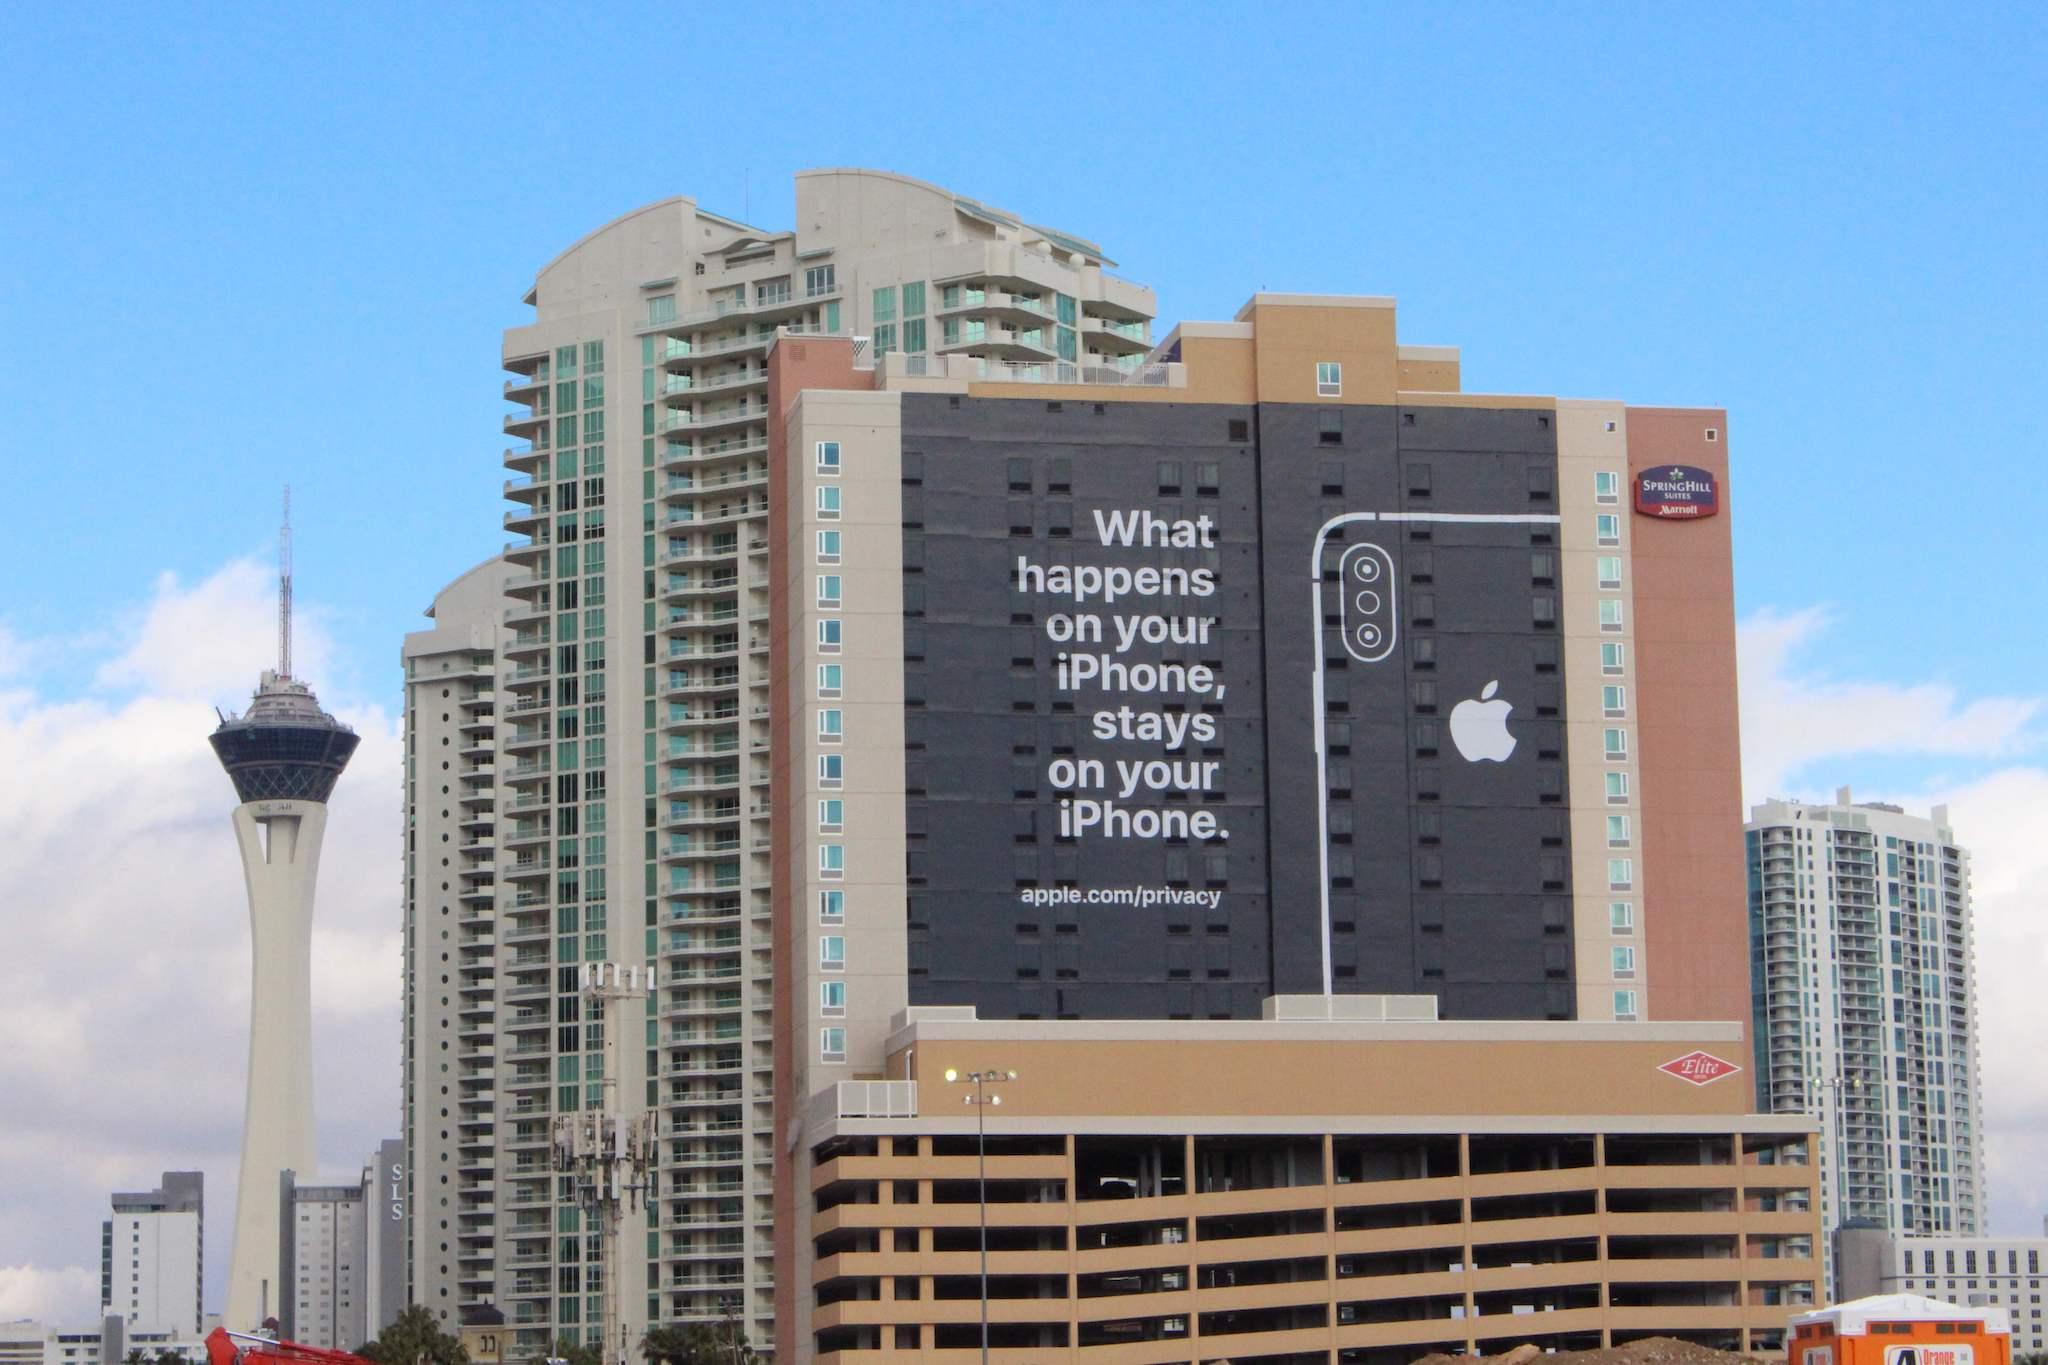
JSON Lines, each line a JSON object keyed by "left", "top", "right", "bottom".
{"left": 1309, "top": 510, "right": 1562, "bottom": 997}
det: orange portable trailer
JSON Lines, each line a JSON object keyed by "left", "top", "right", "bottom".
{"left": 1790, "top": 1294, "right": 2013, "bottom": 1365}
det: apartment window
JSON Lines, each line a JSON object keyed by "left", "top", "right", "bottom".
{"left": 817, "top": 663, "right": 843, "bottom": 698}
{"left": 817, "top": 529, "right": 841, "bottom": 563}
{"left": 817, "top": 619, "right": 843, "bottom": 653}
{"left": 1601, "top": 641, "right": 1625, "bottom": 675}
{"left": 1605, "top": 770, "right": 1629, "bottom": 803}
{"left": 816, "top": 486, "right": 841, "bottom": 520}
{"left": 1595, "top": 470, "right": 1620, "bottom": 504}
{"left": 816, "top": 441, "right": 841, "bottom": 474}
{"left": 816, "top": 574, "right": 842, "bottom": 608}
{"left": 1613, "top": 989, "right": 1639, "bottom": 1019}
{"left": 1602, "top": 684, "right": 1627, "bottom": 716}
{"left": 818, "top": 753, "right": 844, "bottom": 788}
{"left": 902, "top": 280, "right": 925, "bottom": 315}
{"left": 1612, "top": 945, "right": 1637, "bottom": 977}
{"left": 903, "top": 317, "right": 927, "bottom": 353}
{"left": 1599, "top": 598, "right": 1625, "bottom": 631}
{"left": 820, "top": 980, "right": 846, "bottom": 1016}
{"left": 1316, "top": 361, "right": 1342, "bottom": 397}
{"left": 583, "top": 340, "right": 603, "bottom": 372}
{"left": 819, "top": 889, "right": 845, "bottom": 923}
{"left": 872, "top": 286, "right": 896, "bottom": 323}
{"left": 1609, "top": 901, "right": 1634, "bottom": 934}
{"left": 820, "top": 1026, "right": 846, "bottom": 1061}
{"left": 1603, "top": 727, "right": 1629, "bottom": 759}
{"left": 819, "top": 845, "right": 845, "bottom": 879}
{"left": 1596, "top": 513, "right": 1622, "bottom": 546}
{"left": 1608, "top": 857, "right": 1634, "bottom": 890}
{"left": 819, "top": 799, "right": 844, "bottom": 832}
{"left": 820, "top": 934, "right": 845, "bottom": 967}
{"left": 873, "top": 323, "right": 896, "bottom": 355}
{"left": 817, "top": 709, "right": 843, "bottom": 742}
{"left": 647, "top": 294, "right": 676, "bottom": 326}
{"left": 804, "top": 264, "right": 836, "bottom": 297}
{"left": 1596, "top": 555, "right": 1623, "bottom": 588}
{"left": 1607, "top": 814, "right": 1631, "bottom": 846}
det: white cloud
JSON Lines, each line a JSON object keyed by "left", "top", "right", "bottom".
{"left": 0, "top": 559, "right": 398, "bottom": 1325}
{"left": 1882, "top": 768, "right": 2048, "bottom": 1237}
{"left": 1738, "top": 606, "right": 2041, "bottom": 803}
{"left": 0, "top": 1264, "right": 99, "bottom": 1323}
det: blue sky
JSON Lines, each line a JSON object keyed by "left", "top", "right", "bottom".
{"left": 2, "top": 3, "right": 2043, "bottom": 747}
{"left": 3, "top": 3, "right": 2048, "bottom": 1315}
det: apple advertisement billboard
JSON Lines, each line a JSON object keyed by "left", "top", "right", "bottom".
{"left": 899, "top": 397, "right": 1576, "bottom": 1022}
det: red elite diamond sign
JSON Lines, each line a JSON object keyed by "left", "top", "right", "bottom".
{"left": 1658, "top": 1051, "right": 1742, "bottom": 1086}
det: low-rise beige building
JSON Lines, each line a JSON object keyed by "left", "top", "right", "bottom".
{"left": 789, "top": 1004, "right": 1817, "bottom": 1364}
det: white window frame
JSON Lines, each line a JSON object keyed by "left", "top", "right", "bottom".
{"left": 819, "top": 798, "right": 844, "bottom": 833}
{"left": 816, "top": 485, "right": 841, "bottom": 520}
{"left": 818, "top": 889, "right": 845, "bottom": 924}
{"left": 1600, "top": 641, "right": 1625, "bottom": 676}
{"left": 815, "top": 440, "right": 841, "bottom": 474}
{"left": 1603, "top": 728, "right": 1628, "bottom": 760}
{"left": 1612, "top": 944, "right": 1637, "bottom": 978}
{"left": 1602, "top": 684, "right": 1627, "bottom": 717}
{"left": 1596, "top": 555, "right": 1623, "bottom": 589}
{"left": 816, "top": 529, "right": 841, "bottom": 564}
{"left": 817, "top": 709, "right": 843, "bottom": 743}
{"left": 1609, "top": 900, "right": 1634, "bottom": 934}
{"left": 819, "top": 844, "right": 845, "bottom": 880}
{"left": 817, "top": 619, "right": 842, "bottom": 653}
{"left": 1594, "top": 470, "right": 1621, "bottom": 504}
{"left": 1596, "top": 513, "right": 1622, "bottom": 547}
{"left": 1608, "top": 857, "right": 1634, "bottom": 890}
{"left": 1599, "top": 598, "right": 1625, "bottom": 631}
{"left": 1315, "top": 361, "right": 1342, "bottom": 397}
{"left": 817, "top": 663, "right": 842, "bottom": 698}
{"left": 817, "top": 574, "right": 842, "bottom": 609}
{"left": 1604, "top": 770, "right": 1630, "bottom": 804}
{"left": 819, "top": 934, "right": 845, "bottom": 968}
{"left": 819, "top": 980, "right": 846, "bottom": 1016}
{"left": 819, "top": 1026, "right": 846, "bottom": 1061}
{"left": 1613, "top": 989, "right": 1639, "bottom": 1020}
{"left": 817, "top": 753, "right": 843, "bottom": 789}
{"left": 1607, "top": 814, "right": 1632, "bottom": 847}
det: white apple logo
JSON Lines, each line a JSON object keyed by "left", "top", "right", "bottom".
{"left": 1449, "top": 680, "right": 1517, "bottom": 763}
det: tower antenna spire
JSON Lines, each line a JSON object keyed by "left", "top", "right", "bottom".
{"left": 279, "top": 486, "right": 293, "bottom": 680}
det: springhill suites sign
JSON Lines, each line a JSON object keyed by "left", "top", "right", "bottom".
{"left": 1635, "top": 464, "right": 1719, "bottom": 519}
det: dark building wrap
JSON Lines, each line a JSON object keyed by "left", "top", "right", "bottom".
{"left": 901, "top": 394, "right": 1573, "bottom": 1021}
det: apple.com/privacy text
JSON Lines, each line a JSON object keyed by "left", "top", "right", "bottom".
{"left": 1017, "top": 886, "right": 1224, "bottom": 910}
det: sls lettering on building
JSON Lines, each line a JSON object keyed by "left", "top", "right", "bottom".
{"left": 900, "top": 396, "right": 1576, "bottom": 1022}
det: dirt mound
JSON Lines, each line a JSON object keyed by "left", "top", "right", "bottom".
{"left": 1410, "top": 1337, "right": 1777, "bottom": 1365}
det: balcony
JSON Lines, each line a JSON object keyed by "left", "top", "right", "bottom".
{"left": 873, "top": 351, "right": 1183, "bottom": 390}
{"left": 1084, "top": 314, "right": 1151, "bottom": 352}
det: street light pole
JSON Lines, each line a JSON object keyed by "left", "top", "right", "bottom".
{"left": 945, "top": 1067, "right": 1016, "bottom": 1365}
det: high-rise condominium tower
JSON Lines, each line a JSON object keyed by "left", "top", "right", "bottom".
{"left": 212, "top": 522, "right": 359, "bottom": 1328}
{"left": 400, "top": 170, "right": 1157, "bottom": 1356}
{"left": 99, "top": 1172, "right": 203, "bottom": 1337}
{"left": 1747, "top": 791, "right": 1981, "bottom": 1251}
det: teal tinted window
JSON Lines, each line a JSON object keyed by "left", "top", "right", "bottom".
{"left": 872, "top": 286, "right": 896, "bottom": 322}
{"left": 902, "top": 280, "right": 925, "bottom": 315}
